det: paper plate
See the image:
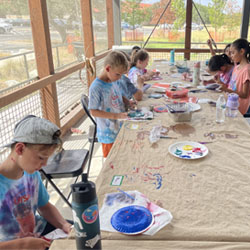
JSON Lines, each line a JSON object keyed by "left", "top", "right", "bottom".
{"left": 188, "top": 103, "right": 201, "bottom": 112}
{"left": 111, "top": 205, "right": 154, "bottom": 235}
{"left": 153, "top": 105, "right": 168, "bottom": 113}
{"left": 168, "top": 141, "right": 208, "bottom": 160}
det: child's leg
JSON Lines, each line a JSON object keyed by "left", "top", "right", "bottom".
{"left": 102, "top": 143, "right": 114, "bottom": 158}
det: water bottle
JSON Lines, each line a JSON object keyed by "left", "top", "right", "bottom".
{"left": 216, "top": 95, "right": 226, "bottom": 123}
{"left": 226, "top": 93, "right": 239, "bottom": 118}
{"left": 71, "top": 174, "right": 102, "bottom": 250}
{"left": 170, "top": 49, "right": 175, "bottom": 65}
{"left": 192, "top": 62, "right": 200, "bottom": 87}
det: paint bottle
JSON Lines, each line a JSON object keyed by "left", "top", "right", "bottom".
{"left": 71, "top": 174, "right": 102, "bottom": 250}
{"left": 192, "top": 62, "right": 200, "bottom": 87}
{"left": 226, "top": 93, "right": 239, "bottom": 117}
{"left": 170, "top": 49, "right": 175, "bottom": 65}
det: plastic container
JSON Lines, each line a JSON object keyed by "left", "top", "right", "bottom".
{"left": 226, "top": 93, "right": 239, "bottom": 117}
{"left": 167, "top": 103, "right": 192, "bottom": 122}
{"left": 166, "top": 87, "right": 189, "bottom": 99}
{"left": 216, "top": 95, "right": 226, "bottom": 123}
{"left": 71, "top": 174, "right": 102, "bottom": 250}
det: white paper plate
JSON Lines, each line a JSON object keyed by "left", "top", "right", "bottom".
{"left": 188, "top": 103, "right": 201, "bottom": 112}
{"left": 168, "top": 141, "right": 208, "bottom": 160}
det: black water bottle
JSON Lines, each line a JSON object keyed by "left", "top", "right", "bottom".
{"left": 71, "top": 174, "right": 102, "bottom": 250}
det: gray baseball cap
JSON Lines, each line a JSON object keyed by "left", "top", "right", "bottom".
{"left": 3, "top": 115, "right": 61, "bottom": 147}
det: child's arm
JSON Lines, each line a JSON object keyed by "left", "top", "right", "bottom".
{"left": 221, "top": 80, "right": 250, "bottom": 98}
{"left": 122, "top": 96, "right": 137, "bottom": 110}
{"left": 90, "top": 109, "right": 128, "bottom": 119}
{"left": 0, "top": 237, "right": 51, "bottom": 250}
{"left": 207, "top": 39, "right": 216, "bottom": 56}
{"left": 142, "top": 70, "right": 155, "bottom": 81}
{"left": 38, "top": 202, "right": 72, "bottom": 234}
{"left": 133, "top": 75, "right": 143, "bottom": 101}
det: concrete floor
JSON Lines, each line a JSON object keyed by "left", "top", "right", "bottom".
{"left": 47, "top": 115, "right": 104, "bottom": 220}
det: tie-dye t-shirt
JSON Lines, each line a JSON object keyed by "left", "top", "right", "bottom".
{"left": 0, "top": 171, "right": 49, "bottom": 242}
{"left": 128, "top": 66, "right": 145, "bottom": 87}
{"left": 117, "top": 75, "right": 138, "bottom": 100}
{"left": 89, "top": 78, "right": 125, "bottom": 144}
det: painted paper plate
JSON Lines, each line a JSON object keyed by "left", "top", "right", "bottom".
{"left": 153, "top": 105, "right": 168, "bottom": 113}
{"left": 111, "top": 205, "right": 154, "bottom": 235}
{"left": 168, "top": 141, "right": 209, "bottom": 160}
{"left": 188, "top": 103, "right": 201, "bottom": 112}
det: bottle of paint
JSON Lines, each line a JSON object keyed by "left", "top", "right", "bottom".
{"left": 226, "top": 93, "right": 239, "bottom": 117}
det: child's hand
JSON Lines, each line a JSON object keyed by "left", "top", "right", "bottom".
{"left": 62, "top": 222, "right": 72, "bottom": 234}
{"left": 148, "top": 70, "right": 155, "bottom": 77}
{"left": 129, "top": 99, "right": 137, "bottom": 110}
{"left": 220, "top": 83, "right": 228, "bottom": 92}
{"left": 21, "top": 237, "right": 51, "bottom": 250}
{"left": 137, "top": 75, "right": 144, "bottom": 88}
{"left": 207, "top": 39, "right": 212, "bottom": 46}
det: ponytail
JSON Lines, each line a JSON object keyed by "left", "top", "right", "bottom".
{"left": 208, "top": 54, "right": 232, "bottom": 72}
{"left": 130, "top": 49, "right": 149, "bottom": 68}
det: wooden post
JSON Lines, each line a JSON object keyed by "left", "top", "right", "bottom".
{"left": 184, "top": 0, "right": 192, "bottom": 60}
{"left": 28, "top": 0, "right": 60, "bottom": 126}
{"left": 80, "top": 0, "right": 96, "bottom": 86}
{"left": 106, "top": 0, "right": 115, "bottom": 49}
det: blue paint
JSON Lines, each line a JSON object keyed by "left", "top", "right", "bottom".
{"left": 153, "top": 173, "right": 162, "bottom": 189}
{"left": 180, "top": 155, "right": 191, "bottom": 159}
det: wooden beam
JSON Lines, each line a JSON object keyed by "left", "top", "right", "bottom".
{"left": 80, "top": 0, "right": 96, "bottom": 86}
{"left": 28, "top": 0, "right": 60, "bottom": 126}
{"left": 0, "top": 62, "right": 85, "bottom": 109}
{"left": 184, "top": 0, "right": 192, "bottom": 60}
{"left": 106, "top": 0, "right": 115, "bottom": 49}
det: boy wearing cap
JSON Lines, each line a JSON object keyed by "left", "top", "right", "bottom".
{"left": 0, "top": 115, "right": 72, "bottom": 249}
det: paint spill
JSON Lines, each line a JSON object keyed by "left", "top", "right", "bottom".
{"left": 168, "top": 123, "right": 195, "bottom": 136}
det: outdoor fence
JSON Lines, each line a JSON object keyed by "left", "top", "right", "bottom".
{"left": 0, "top": 46, "right": 216, "bottom": 162}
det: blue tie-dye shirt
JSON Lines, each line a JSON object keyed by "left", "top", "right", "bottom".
{"left": 0, "top": 171, "right": 49, "bottom": 242}
{"left": 89, "top": 78, "right": 125, "bottom": 144}
{"left": 117, "top": 75, "right": 138, "bottom": 100}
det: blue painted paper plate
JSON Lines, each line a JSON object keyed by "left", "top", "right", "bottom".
{"left": 111, "top": 205, "right": 154, "bottom": 235}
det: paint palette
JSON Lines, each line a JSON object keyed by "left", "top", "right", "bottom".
{"left": 168, "top": 141, "right": 208, "bottom": 160}
{"left": 111, "top": 205, "right": 154, "bottom": 235}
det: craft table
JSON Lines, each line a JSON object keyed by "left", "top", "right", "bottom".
{"left": 94, "top": 66, "right": 250, "bottom": 247}
{"left": 52, "top": 64, "right": 250, "bottom": 250}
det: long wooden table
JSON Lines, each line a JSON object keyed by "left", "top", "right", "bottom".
{"left": 51, "top": 65, "right": 250, "bottom": 249}
{"left": 94, "top": 71, "right": 250, "bottom": 248}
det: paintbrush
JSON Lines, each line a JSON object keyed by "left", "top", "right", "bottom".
{"left": 160, "top": 136, "right": 177, "bottom": 139}
{"left": 117, "top": 188, "right": 135, "bottom": 200}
